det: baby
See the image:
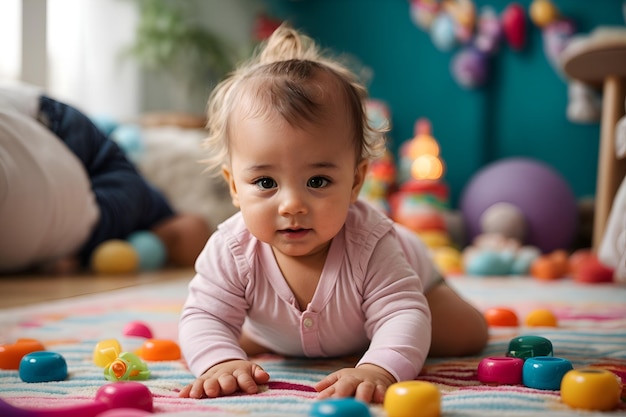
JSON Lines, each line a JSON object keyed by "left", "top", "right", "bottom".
{"left": 179, "top": 24, "right": 487, "bottom": 403}
{"left": 0, "top": 82, "right": 211, "bottom": 273}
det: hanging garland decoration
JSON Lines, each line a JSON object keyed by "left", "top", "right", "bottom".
{"left": 528, "top": 0, "right": 601, "bottom": 123}
{"left": 409, "top": 0, "right": 527, "bottom": 89}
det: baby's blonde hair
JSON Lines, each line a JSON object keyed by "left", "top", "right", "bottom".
{"left": 202, "top": 23, "right": 388, "bottom": 174}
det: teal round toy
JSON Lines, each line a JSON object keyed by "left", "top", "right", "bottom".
{"left": 507, "top": 335, "right": 553, "bottom": 360}
{"left": 127, "top": 231, "right": 167, "bottom": 271}
{"left": 310, "top": 398, "right": 371, "bottom": 417}
{"left": 522, "top": 356, "right": 573, "bottom": 390}
{"left": 19, "top": 351, "right": 68, "bottom": 383}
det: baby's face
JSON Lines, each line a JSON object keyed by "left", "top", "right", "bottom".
{"left": 223, "top": 94, "right": 367, "bottom": 261}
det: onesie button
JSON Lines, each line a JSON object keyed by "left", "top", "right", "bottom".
{"left": 303, "top": 318, "right": 314, "bottom": 328}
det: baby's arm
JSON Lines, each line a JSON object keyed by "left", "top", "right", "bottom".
{"left": 314, "top": 363, "right": 395, "bottom": 403}
{"left": 179, "top": 359, "right": 270, "bottom": 398}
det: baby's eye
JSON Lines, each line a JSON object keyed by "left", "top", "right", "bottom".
{"left": 254, "top": 177, "right": 277, "bottom": 190}
{"left": 307, "top": 176, "right": 330, "bottom": 189}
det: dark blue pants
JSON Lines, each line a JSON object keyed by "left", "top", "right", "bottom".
{"left": 38, "top": 96, "right": 174, "bottom": 265}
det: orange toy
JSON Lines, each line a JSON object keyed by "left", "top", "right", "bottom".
{"left": 525, "top": 308, "right": 558, "bottom": 327}
{"left": 484, "top": 307, "right": 519, "bottom": 327}
{"left": 0, "top": 338, "right": 46, "bottom": 369}
{"left": 137, "top": 339, "right": 181, "bottom": 361}
{"left": 530, "top": 250, "right": 570, "bottom": 280}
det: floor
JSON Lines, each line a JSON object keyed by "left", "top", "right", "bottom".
{"left": 0, "top": 268, "right": 193, "bottom": 309}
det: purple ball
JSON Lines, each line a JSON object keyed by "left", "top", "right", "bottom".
{"left": 460, "top": 158, "right": 578, "bottom": 252}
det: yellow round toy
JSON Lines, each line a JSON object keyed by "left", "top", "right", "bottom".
{"left": 90, "top": 239, "right": 139, "bottom": 274}
{"left": 529, "top": 0, "right": 559, "bottom": 28}
{"left": 384, "top": 381, "right": 441, "bottom": 417}
{"left": 525, "top": 308, "right": 558, "bottom": 327}
{"left": 560, "top": 369, "right": 621, "bottom": 411}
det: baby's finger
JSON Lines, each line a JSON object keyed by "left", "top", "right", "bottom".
{"left": 235, "top": 371, "right": 260, "bottom": 394}
{"left": 354, "top": 381, "right": 376, "bottom": 403}
{"left": 217, "top": 374, "right": 239, "bottom": 395}
{"left": 202, "top": 377, "right": 222, "bottom": 398}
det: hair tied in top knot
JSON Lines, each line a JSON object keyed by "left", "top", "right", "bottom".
{"left": 259, "top": 23, "right": 319, "bottom": 65}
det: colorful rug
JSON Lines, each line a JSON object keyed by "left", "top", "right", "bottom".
{"left": 0, "top": 276, "right": 625, "bottom": 416}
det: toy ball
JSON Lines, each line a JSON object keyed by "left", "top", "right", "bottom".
{"left": 502, "top": 3, "right": 526, "bottom": 50}
{"left": 384, "top": 381, "right": 441, "bottom": 417}
{"left": 529, "top": 0, "right": 559, "bottom": 28}
{"left": 479, "top": 202, "right": 526, "bottom": 243}
{"left": 110, "top": 124, "right": 144, "bottom": 162}
{"left": 560, "top": 369, "right": 622, "bottom": 411}
{"left": 525, "top": 308, "right": 558, "bottom": 327}
{"left": 19, "top": 351, "right": 68, "bottom": 383}
{"left": 90, "top": 240, "right": 139, "bottom": 274}
{"left": 123, "top": 321, "right": 154, "bottom": 339}
{"left": 484, "top": 307, "right": 518, "bottom": 327}
{"left": 465, "top": 250, "right": 512, "bottom": 276}
{"left": 460, "top": 158, "right": 578, "bottom": 253}
{"left": 451, "top": 46, "right": 489, "bottom": 89}
{"left": 430, "top": 13, "right": 457, "bottom": 51}
{"left": 309, "top": 398, "right": 371, "bottom": 417}
{"left": 127, "top": 231, "right": 167, "bottom": 271}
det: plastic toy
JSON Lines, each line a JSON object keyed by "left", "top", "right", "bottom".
{"left": 501, "top": 3, "right": 526, "bottom": 50}
{"left": 530, "top": 250, "right": 570, "bottom": 280}
{"left": 90, "top": 239, "right": 139, "bottom": 274}
{"left": 525, "top": 309, "right": 558, "bottom": 327}
{"left": 560, "top": 369, "right": 622, "bottom": 411}
{"left": 522, "top": 356, "right": 573, "bottom": 390}
{"left": 127, "top": 231, "right": 167, "bottom": 271}
{"left": 19, "top": 351, "right": 68, "bottom": 383}
{"left": 137, "top": 339, "right": 181, "bottom": 361}
{"left": 94, "top": 339, "right": 123, "bottom": 367}
{"left": 459, "top": 158, "right": 578, "bottom": 253}
{"left": 484, "top": 307, "right": 518, "bottom": 327}
{"left": 384, "top": 380, "right": 441, "bottom": 417}
{"left": 477, "top": 356, "right": 524, "bottom": 385}
{"left": 123, "top": 321, "right": 154, "bottom": 339}
{"left": 570, "top": 250, "right": 614, "bottom": 284}
{"left": 507, "top": 335, "right": 553, "bottom": 360}
{"left": 94, "top": 339, "right": 150, "bottom": 381}
{"left": 529, "top": 0, "right": 559, "bottom": 28}
{"left": 0, "top": 381, "right": 153, "bottom": 417}
{"left": 309, "top": 398, "right": 371, "bottom": 417}
{"left": 0, "top": 338, "right": 46, "bottom": 369}
{"left": 104, "top": 352, "right": 150, "bottom": 382}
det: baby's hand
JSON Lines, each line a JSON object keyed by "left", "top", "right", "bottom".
{"left": 179, "top": 360, "right": 270, "bottom": 398}
{"left": 314, "top": 364, "right": 396, "bottom": 404}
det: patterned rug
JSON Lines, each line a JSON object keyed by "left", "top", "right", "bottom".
{"left": 0, "top": 276, "right": 625, "bottom": 416}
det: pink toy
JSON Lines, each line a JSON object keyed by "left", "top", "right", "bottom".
{"left": 123, "top": 321, "right": 153, "bottom": 339}
{"left": 477, "top": 356, "right": 524, "bottom": 385}
{"left": 502, "top": 3, "right": 526, "bottom": 50}
{"left": 0, "top": 381, "right": 153, "bottom": 417}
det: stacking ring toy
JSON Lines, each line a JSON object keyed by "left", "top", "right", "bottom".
{"left": 309, "top": 398, "right": 371, "bottom": 417}
{"left": 522, "top": 356, "right": 573, "bottom": 390}
{"left": 561, "top": 369, "right": 621, "bottom": 411}
{"left": 477, "top": 356, "right": 524, "bottom": 385}
{"left": 384, "top": 381, "right": 441, "bottom": 417}
{"left": 507, "top": 335, "right": 553, "bottom": 360}
{"left": 19, "top": 351, "right": 68, "bottom": 383}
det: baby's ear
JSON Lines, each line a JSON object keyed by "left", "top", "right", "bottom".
{"left": 221, "top": 165, "right": 240, "bottom": 208}
{"left": 350, "top": 159, "right": 369, "bottom": 203}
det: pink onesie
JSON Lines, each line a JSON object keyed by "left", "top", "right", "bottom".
{"left": 179, "top": 200, "right": 435, "bottom": 382}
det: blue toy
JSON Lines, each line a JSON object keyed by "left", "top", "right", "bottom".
{"left": 127, "top": 231, "right": 167, "bottom": 271}
{"left": 19, "top": 351, "right": 67, "bottom": 383}
{"left": 523, "top": 356, "right": 573, "bottom": 390}
{"left": 310, "top": 398, "right": 371, "bottom": 417}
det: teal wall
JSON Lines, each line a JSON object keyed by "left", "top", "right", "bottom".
{"left": 262, "top": 0, "right": 625, "bottom": 207}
